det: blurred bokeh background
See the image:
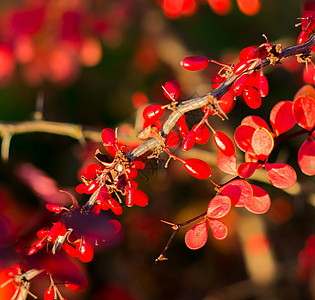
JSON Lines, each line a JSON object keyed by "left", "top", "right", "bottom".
{"left": 0, "top": 0, "right": 314, "bottom": 299}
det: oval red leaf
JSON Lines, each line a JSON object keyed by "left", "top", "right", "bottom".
{"left": 298, "top": 136, "right": 315, "bottom": 176}
{"left": 217, "top": 151, "right": 237, "bottom": 175}
{"left": 265, "top": 163, "right": 297, "bottom": 189}
{"left": 207, "top": 219, "right": 228, "bottom": 240}
{"left": 241, "top": 115, "right": 271, "bottom": 132}
{"left": 234, "top": 125, "right": 256, "bottom": 155}
{"left": 270, "top": 101, "right": 296, "bottom": 136}
{"left": 251, "top": 127, "right": 274, "bottom": 160}
{"left": 185, "top": 219, "right": 208, "bottom": 250}
{"left": 292, "top": 96, "right": 315, "bottom": 131}
{"left": 245, "top": 184, "right": 271, "bottom": 214}
{"left": 220, "top": 179, "right": 253, "bottom": 207}
{"left": 207, "top": 195, "right": 231, "bottom": 219}
{"left": 238, "top": 162, "right": 259, "bottom": 178}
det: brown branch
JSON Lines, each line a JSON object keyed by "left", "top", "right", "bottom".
{"left": 126, "top": 33, "right": 315, "bottom": 160}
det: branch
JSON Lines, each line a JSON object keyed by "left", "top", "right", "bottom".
{"left": 126, "top": 33, "right": 315, "bottom": 160}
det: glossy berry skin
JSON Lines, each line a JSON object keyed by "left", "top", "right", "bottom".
{"left": 176, "top": 115, "right": 189, "bottom": 138}
{"left": 101, "top": 128, "right": 116, "bottom": 146}
{"left": 233, "top": 60, "right": 250, "bottom": 75}
{"left": 259, "top": 74, "right": 269, "bottom": 97}
{"left": 44, "top": 287, "right": 55, "bottom": 300}
{"left": 181, "top": 130, "right": 197, "bottom": 151}
{"left": 180, "top": 56, "right": 209, "bottom": 71}
{"left": 183, "top": 158, "right": 212, "bottom": 179}
{"left": 243, "top": 87, "right": 261, "bottom": 109}
{"left": 163, "top": 80, "right": 181, "bottom": 100}
{"left": 46, "top": 203, "right": 63, "bottom": 213}
{"left": 143, "top": 104, "right": 165, "bottom": 122}
{"left": 213, "top": 131, "right": 235, "bottom": 156}
{"left": 239, "top": 46, "right": 258, "bottom": 61}
{"left": 76, "top": 239, "right": 94, "bottom": 263}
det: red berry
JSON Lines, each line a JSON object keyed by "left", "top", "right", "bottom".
{"left": 131, "top": 160, "right": 145, "bottom": 169}
{"left": 46, "top": 203, "right": 63, "bottom": 213}
{"left": 297, "top": 30, "right": 309, "bottom": 45}
{"left": 183, "top": 158, "right": 212, "bottom": 179}
{"left": 181, "top": 130, "right": 197, "bottom": 151}
{"left": 47, "top": 221, "right": 67, "bottom": 243}
{"left": 85, "top": 180, "right": 99, "bottom": 194}
{"left": 125, "top": 186, "right": 135, "bottom": 207}
{"left": 125, "top": 167, "right": 138, "bottom": 180}
{"left": 243, "top": 87, "right": 262, "bottom": 109}
{"left": 143, "top": 104, "right": 165, "bottom": 122}
{"left": 44, "top": 287, "right": 55, "bottom": 300}
{"left": 101, "top": 128, "right": 115, "bottom": 146}
{"left": 62, "top": 242, "right": 78, "bottom": 258}
{"left": 76, "top": 239, "right": 94, "bottom": 263}
{"left": 213, "top": 131, "right": 235, "bottom": 156}
{"left": 176, "top": 115, "right": 189, "bottom": 138}
{"left": 207, "top": 0, "right": 232, "bottom": 15}
{"left": 37, "top": 227, "right": 50, "bottom": 239}
{"left": 193, "top": 124, "right": 210, "bottom": 144}
{"left": 134, "top": 189, "right": 149, "bottom": 207}
{"left": 26, "top": 246, "right": 39, "bottom": 256}
{"left": 258, "top": 74, "right": 269, "bottom": 97}
{"left": 212, "top": 72, "right": 225, "bottom": 90}
{"left": 162, "top": 80, "right": 181, "bottom": 101}
{"left": 239, "top": 46, "right": 258, "bottom": 61}
{"left": 180, "top": 56, "right": 209, "bottom": 71}
{"left": 233, "top": 60, "right": 250, "bottom": 75}
{"left": 231, "top": 73, "right": 249, "bottom": 96}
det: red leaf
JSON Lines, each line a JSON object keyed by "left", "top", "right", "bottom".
{"left": 265, "top": 163, "right": 297, "bottom": 189}
{"left": 292, "top": 96, "right": 315, "bottom": 131}
{"left": 238, "top": 162, "right": 259, "bottom": 178}
{"left": 207, "top": 195, "right": 231, "bottom": 219}
{"left": 270, "top": 101, "right": 296, "bottom": 136}
{"left": 185, "top": 219, "right": 208, "bottom": 250}
{"left": 241, "top": 115, "right": 271, "bottom": 132}
{"left": 245, "top": 184, "right": 271, "bottom": 214}
{"left": 234, "top": 125, "right": 256, "bottom": 155}
{"left": 251, "top": 127, "right": 274, "bottom": 160}
{"left": 217, "top": 151, "right": 237, "bottom": 175}
{"left": 207, "top": 219, "right": 228, "bottom": 240}
{"left": 220, "top": 179, "right": 253, "bottom": 207}
{"left": 298, "top": 136, "right": 315, "bottom": 175}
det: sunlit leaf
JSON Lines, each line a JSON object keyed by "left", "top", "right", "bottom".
{"left": 265, "top": 163, "right": 297, "bottom": 189}
{"left": 217, "top": 151, "right": 237, "bottom": 175}
{"left": 241, "top": 115, "right": 271, "bottom": 132}
{"left": 251, "top": 127, "right": 274, "bottom": 160}
{"left": 298, "top": 136, "right": 315, "bottom": 175}
{"left": 293, "top": 84, "right": 315, "bottom": 100}
{"left": 207, "top": 195, "right": 231, "bottom": 219}
{"left": 234, "top": 125, "right": 255, "bottom": 155}
{"left": 245, "top": 184, "right": 271, "bottom": 214}
{"left": 292, "top": 96, "right": 315, "bottom": 131}
{"left": 184, "top": 219, "right": 208, "bottom": 250}
{"left": 238, "top": 162, "right": 259, "bottom": 178}
{"left": 270, "top": 101, "right": 296, "bottom": 136}
{"left": 207, "top": 219, "right": 228, "bottom": 240}
{"left": 220, "top": 179, "right": 253, "bottom": 207}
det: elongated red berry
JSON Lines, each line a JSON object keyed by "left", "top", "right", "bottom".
{"left": 231, "top": 73, "right": 249, "bottom": 96}
{"left": 44, "top": 287, "right": 55, "bottom": 300}
{"left": 181, "top": 130, "right": 197, "bottom": 151}
{"left": 46, "top": 203, "right": 63, "bottom": 213}
{"left": 243, "top": 87, "right": 261, "bottom": 109}
{"left": 213, "top": 131, "right": 235, "bottom": 156}
{"left": 259, "top": 74, "right": 269, "bottom": 97}
{"left": 180, "top": 56, "right": 209, "bottom": 71}
{"left": 125, "top": 186, "right": 135, "bottom": 207}
{"left": 193, "top": 124, "right": 210, "bottom": 144}
{"left": 47, "top": 221, "right": 67, "bottom": 243}
{"left": 101, "top": 128, "right": 115, "bottom": 146}
{"left": 239, "top": 46, "right": 258, "bottom": 61}
{"left": 211, "top": 72, "right": 225, "bottom": 90}
{"left": 183, "top": 158, "right": 212, "bottom": 179}
{"left": 143, "top": 104, "right": 165, "bottom": 122}
{"left": 297, "top": 30, "right": 309, "bottom": 45}
{"left": 233, "top": 60, "right": 250, "bottom": 75}
{"left": 162, "top": 80, "right": 181, "bottom": 101}
{"left": 176, "top": 115, "right": 189, "bottom": 138}
{"left": 76, "top": 239, "right": 94, "bottom": 263}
